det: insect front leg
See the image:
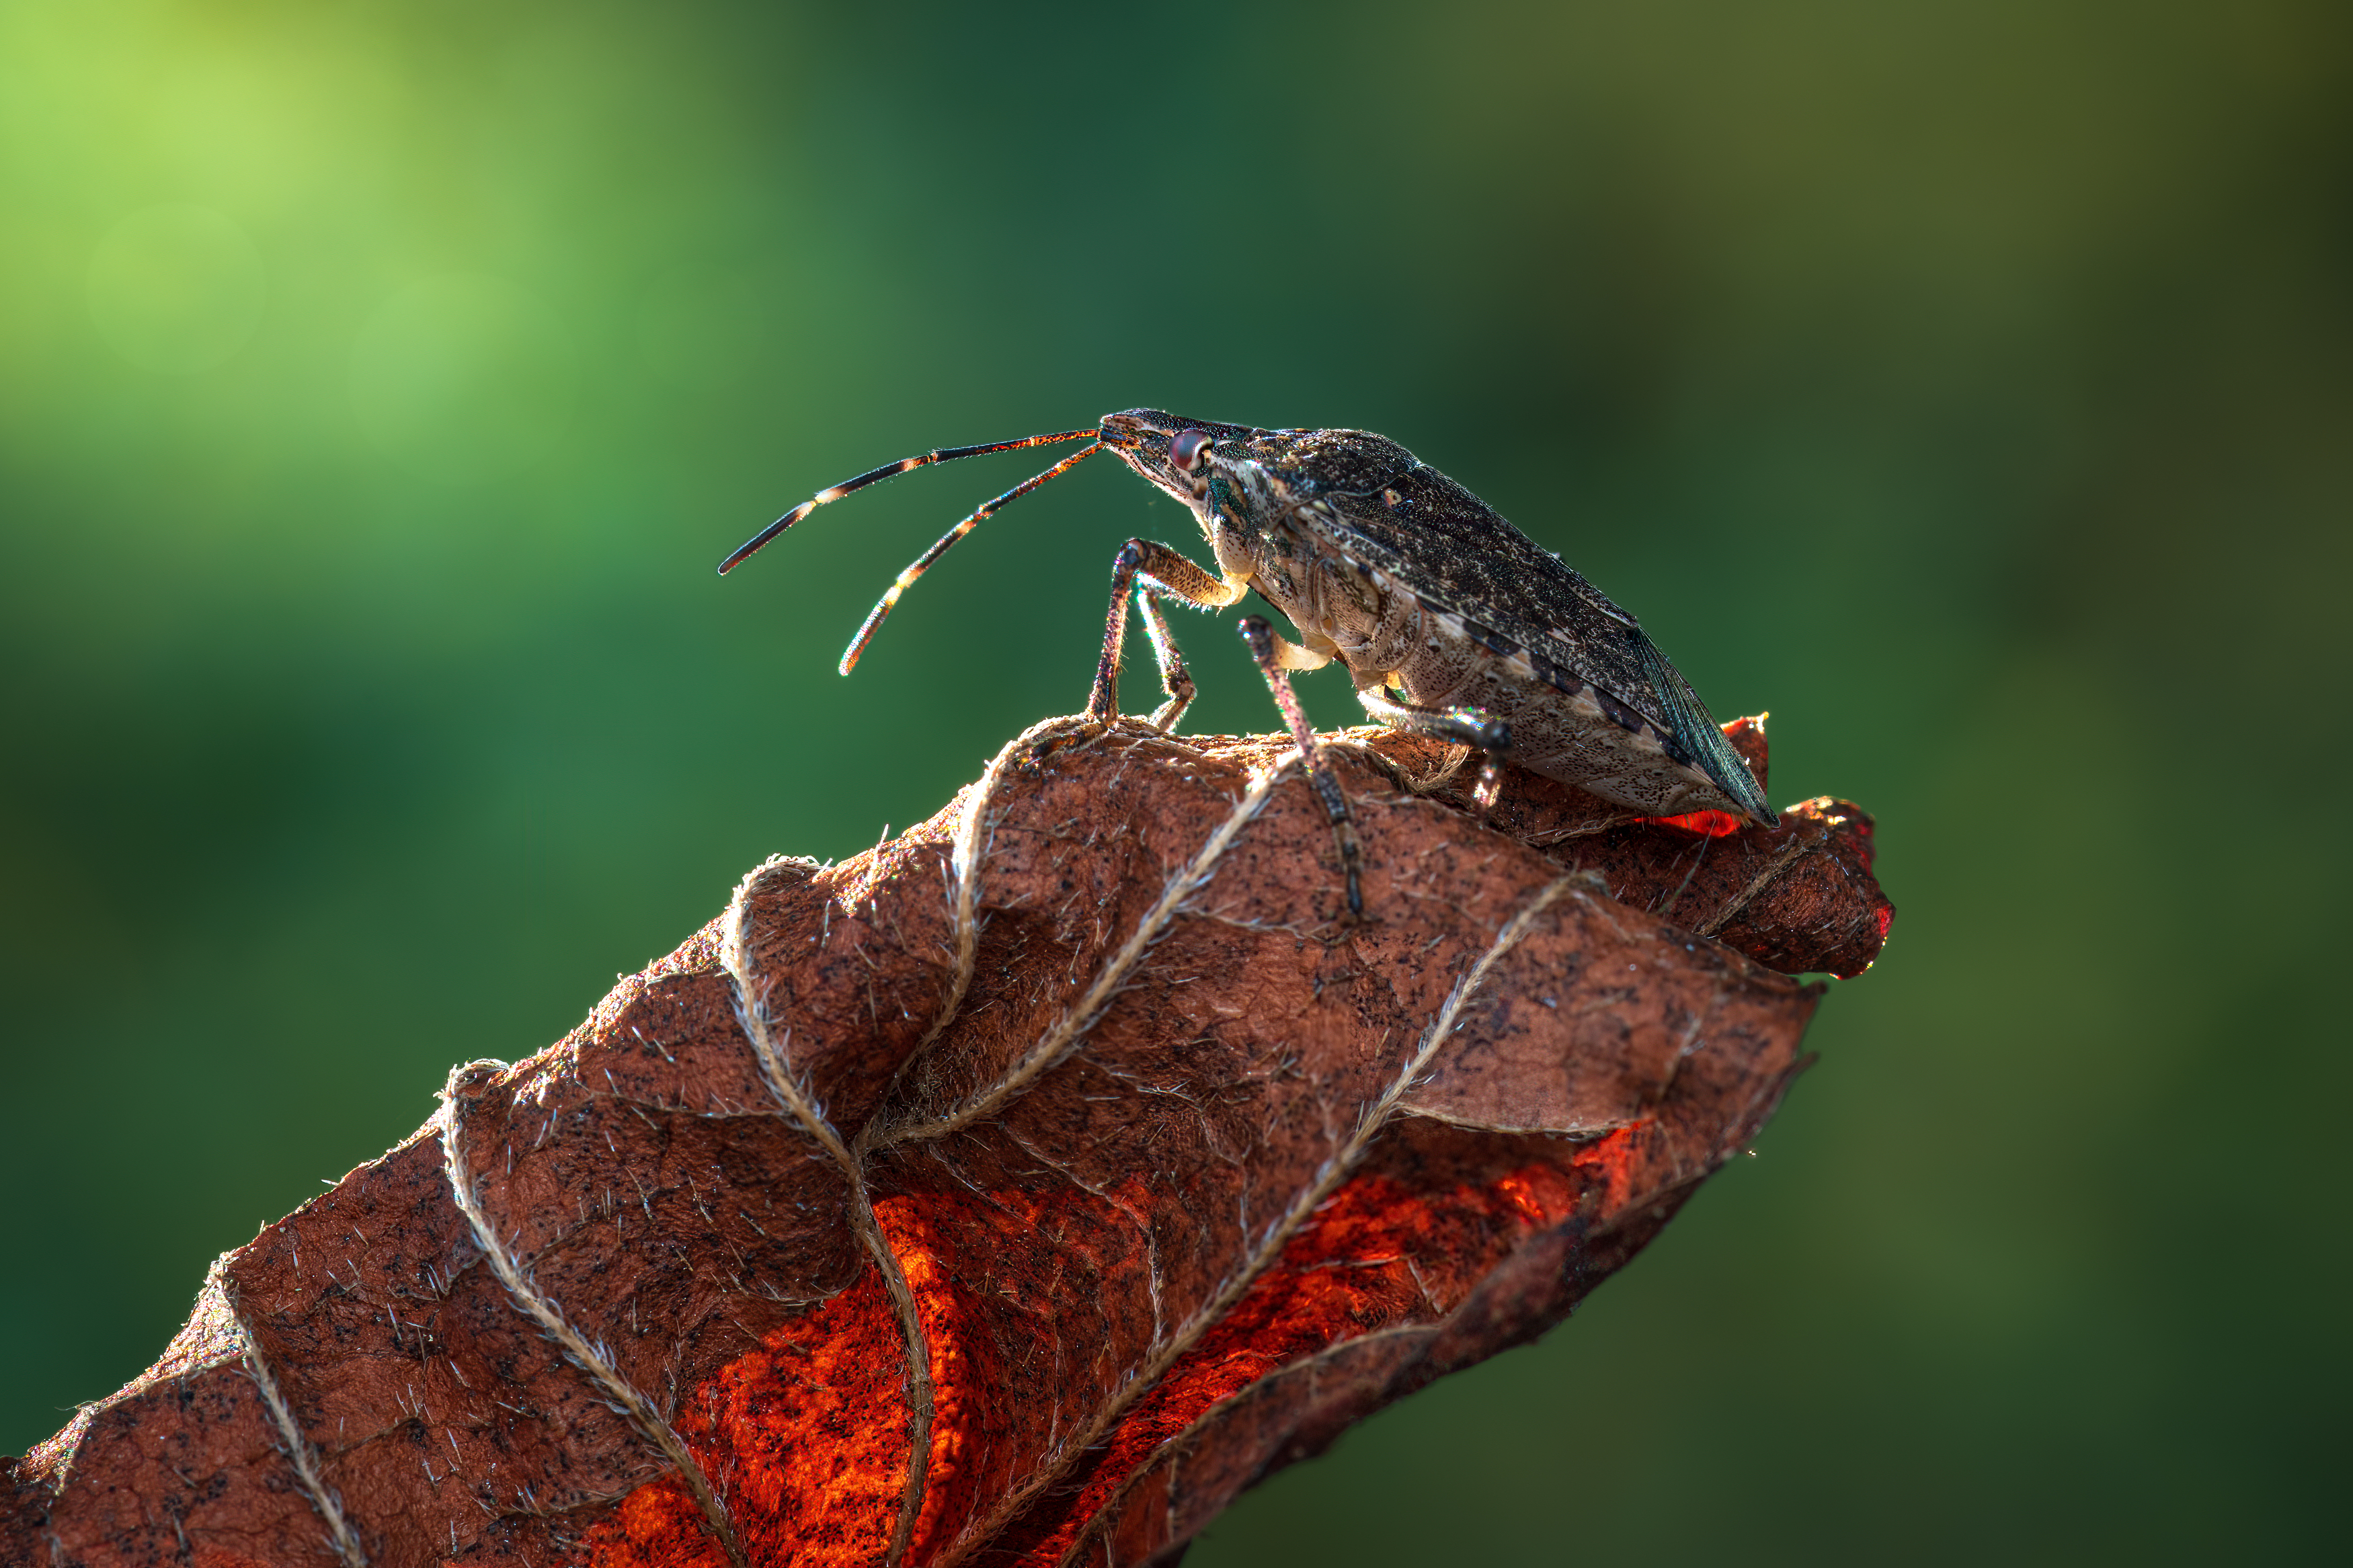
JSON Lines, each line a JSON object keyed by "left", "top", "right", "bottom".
{"left": 1086, "top": 539, "right": 1248, "bottom": 730}
{"left": 1238, "top": 615, "right": 1365, "bottom": 919}
{"left": 1355, "top": 686, "right": 1514, "bottom": 817}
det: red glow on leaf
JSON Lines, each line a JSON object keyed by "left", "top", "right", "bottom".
{"left": 1648, "top": 809, "right": 1748, "bottom": 837}
{"left": 988, "top": 1152, "right": 1594, "bottom": 1566}
{"left": 616, "top": 1128, "right": 1665, "bottom": 1568}
{"left": 3, "top": 722, "right": 1870, "bottom": 1568}
{"left": 584, "top": 1266, "right": 914, "bottom": 1568}
{"left": 1568, "top": 1122, "right": 1646, "bottom": 1211}
{"left": 1847, "top": 812, "right": 1878, "bottom": 869}
{"left": 590, "top": 1483, "right": 722, "bottom": 1568}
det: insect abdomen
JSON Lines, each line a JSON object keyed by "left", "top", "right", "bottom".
{"left": 1391, "top": 606, "right": 1739, "bottom": 818}
{"left": 1263, "top": 522, "right": 1743, "bottom": 820}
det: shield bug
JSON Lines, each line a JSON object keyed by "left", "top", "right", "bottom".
{"left": 719, "top": 411, "right": 1773, "bottom": 915}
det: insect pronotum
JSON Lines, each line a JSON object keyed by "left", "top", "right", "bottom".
{"left": 719, "top": 411, "right": 1773, "bottom": 916}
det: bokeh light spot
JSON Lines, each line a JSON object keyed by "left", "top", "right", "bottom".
{"left": 85, "top": 204, "right": 266, "bottom": 375}
{"left": 349, "top": 274, "right": 577, "bottom": 483}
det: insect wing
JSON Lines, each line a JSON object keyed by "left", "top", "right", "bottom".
{"left": 1295, "top": 462, "right": 1649, "bottom": 704}
{"left": 1628, "top": 636, "right": 1773, "bottom": 822}
{"left": 1299, "top": 464, "right": 1770, "bottom": 823}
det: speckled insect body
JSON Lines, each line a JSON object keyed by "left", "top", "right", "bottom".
{"left": 721, "top": 409, "right": 1771, "bottom": 915}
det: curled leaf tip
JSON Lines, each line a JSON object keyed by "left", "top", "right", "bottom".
{"left": 3, "top": 714, "right": 1888, "bottom": 1568}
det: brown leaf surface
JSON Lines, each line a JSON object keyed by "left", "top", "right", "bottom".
{"left": 3, "top": 714, "right": 1890, "bottom": 1568}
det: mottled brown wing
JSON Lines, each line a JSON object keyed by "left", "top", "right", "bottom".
{"left": 1291, "top": 454, "right": 1771, "bottom": 821}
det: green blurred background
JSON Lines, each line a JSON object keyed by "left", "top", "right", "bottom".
{"left": 4, "top": 0, "right": 2346, "bottom": 1559}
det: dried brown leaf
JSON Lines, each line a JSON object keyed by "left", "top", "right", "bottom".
{"left": 2, "top": 714, "right": 1890, "bottom": 1568}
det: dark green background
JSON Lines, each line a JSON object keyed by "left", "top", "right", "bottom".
{"left": 3, "top": 1, "right": 2346, "bottom": 1560}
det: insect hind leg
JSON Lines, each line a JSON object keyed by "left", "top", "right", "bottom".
{"left": 1238, "top": 615, "right": 1365, "bottom": 919}
{"left": 1356, "top": 687, "right": 1513, "bottom": 818}
{"left": 1086, "top": 539, "right": 1247, "bottom": 731}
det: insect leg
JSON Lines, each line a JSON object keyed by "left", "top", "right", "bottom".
{"left": 1238, "top": 615, "right": 1364, "bottom": 919}
{"left": 1086, "top": 540, "right": 1248, "bottom": 729}
{"left": 1133, "top": 592, "right": 1195, "bottom": 731}
{"left": 1355, "top": 688, "right": 1513, "bottom": 816}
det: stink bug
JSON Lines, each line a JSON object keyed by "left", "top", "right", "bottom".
{"left": 719, "top": 411, "right": 1773, "bottom": 915}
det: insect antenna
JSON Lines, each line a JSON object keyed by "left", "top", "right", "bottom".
{"left": 838, "top": 440, "right": 1105, "bottom": 673}
{"left": 715, "top": 427, "right": 1097, "bottom": 576}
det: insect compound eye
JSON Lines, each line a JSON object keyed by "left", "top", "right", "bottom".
{"left": 1168, "top": 428, "right": 1213, "bottom": 474}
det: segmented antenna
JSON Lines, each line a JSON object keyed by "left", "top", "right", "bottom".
{"left": 837, "top": 441, "right": 1104, "bottom": 673}
{"left": 715, "top": 427, "right": 1097, "bottom": 575}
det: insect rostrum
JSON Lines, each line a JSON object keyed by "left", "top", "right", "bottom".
{"left": 721, "top": 410, "right": 1773, "bottom": 915}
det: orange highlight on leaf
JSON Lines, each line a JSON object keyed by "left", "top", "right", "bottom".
{"left": 3, "top": 717, "right": 1884, "bottom": 1568}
